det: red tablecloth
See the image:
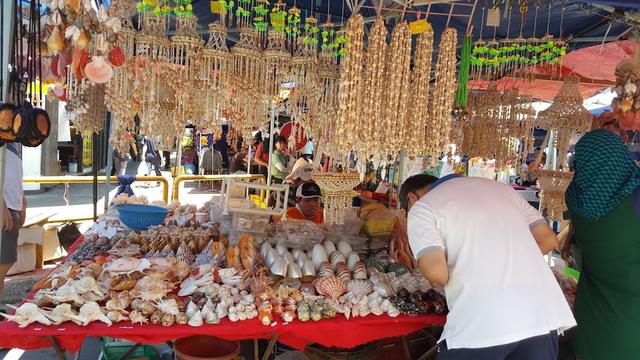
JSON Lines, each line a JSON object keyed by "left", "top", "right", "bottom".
{"left": 0, "top": 234, "right": 446, "bottom": 352}
{"left": 0, "top": 313, "right": 445, "bottom": 352}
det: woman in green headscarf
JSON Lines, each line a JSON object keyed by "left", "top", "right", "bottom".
{"left": 566, "top": 129, "right": 640, "bottom": 360}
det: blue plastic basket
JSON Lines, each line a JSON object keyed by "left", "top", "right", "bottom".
{"left": 116, "top": 204, "right": 168, "bottom": 230}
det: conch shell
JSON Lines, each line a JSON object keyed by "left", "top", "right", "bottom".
{"left": 84, "top": 56, "right": 113, "bottom": 84}
{"left": 77, "top": 302, "right": 112, "bottom": 326}
{"left": 1, "top": 303, "right": 52, "bottom": 328}
{"left": 315, "top": 276, "right": 347, "bottom": 299}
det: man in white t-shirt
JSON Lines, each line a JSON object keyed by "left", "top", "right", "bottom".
{"left": 400, "top": 174, "right": 576, "bottom": 359}
{"left": 0, "top": 143, "right": 26, "bottom": 296}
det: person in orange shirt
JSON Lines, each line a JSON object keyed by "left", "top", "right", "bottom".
{"left": 285, "top": 181, "right": 324, "bottom": 224}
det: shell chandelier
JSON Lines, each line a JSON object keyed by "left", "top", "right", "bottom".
{"left": 463, "top": 87, "right": 536, "bottom": 168}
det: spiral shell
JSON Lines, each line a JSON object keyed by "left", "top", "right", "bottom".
{"left": 315, "top": 276, "right": 347, "bottom": 299}
{"left": 352, "top": 261, "right": 367, "bottom": 280}
{"left": 319, "top": 262, "right": 334, "bottom": 277}
{"left": 330, "top": 251, "right": 346, "bottom": 269}
{"left": 336, "top": 262, "right": 351, "bottom": 283}
{"left": 347, "top": 280, "right": 373, "bottom": 297}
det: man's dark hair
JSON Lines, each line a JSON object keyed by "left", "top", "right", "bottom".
{"left": 399, "top": 174, "right": 439, "bottom": 211}
{"left": 274, "top": 135, "right": 287, "bottom": 145}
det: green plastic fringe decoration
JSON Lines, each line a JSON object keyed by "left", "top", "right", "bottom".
{"left": 455, "top": 35, "right": 472, "bottom": 108}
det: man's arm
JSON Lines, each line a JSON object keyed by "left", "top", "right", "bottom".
{"left": 531, "top": 222, "right": 559, "bottom": 255}
{"left": 417, "top": 250, "right": 449, "bottom": 286}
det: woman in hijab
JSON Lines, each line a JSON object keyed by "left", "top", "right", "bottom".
{"left": 565, "top": 129, "right": 640, "bottom": 360}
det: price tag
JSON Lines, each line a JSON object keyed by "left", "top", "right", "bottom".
{"left": 210, "top": 1, "right": 226, "bottom": 14}
{"left": 486, "top": 8, "right": 500, "bottom": 27}
{"left": 409, "top": 19, "right": 432, "bottom": 35}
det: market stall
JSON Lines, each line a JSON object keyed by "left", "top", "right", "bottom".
{"left": 0, "top": 184, "right": 448, "bottom": 359}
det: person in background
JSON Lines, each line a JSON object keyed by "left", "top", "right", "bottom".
{"left": 565, "top": 129, "right": 640, "bottom": 360}
{"left": 301, "top": 137, "right": 314, "bottom": 161}
{"left": 270, "top": 135, "right": 290, "bottom": 184}
{"left": 0, "top": 143, "right": 26, "bottom": 296}
{"left": 230, "top": 145, "right": 247, "bottom": 174}
{"left": 142, "top": 135, "right": 162, "bottom": 177}
{"left": 254, "top": 137, "right": 270, "bottom": 181}
{"left": 285, "top": 181, "right": 324, "bottom": 224}
{"left": 400, "top": 174, "right": 575, "bottom": 359}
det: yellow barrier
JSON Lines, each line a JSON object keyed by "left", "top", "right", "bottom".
{"left": 23, "top": 176, "right": 170, "bottom": 204}
{"left": 172, "top": 174, "right": 265, "bottom": 201}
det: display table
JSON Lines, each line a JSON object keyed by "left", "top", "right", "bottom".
{"left": 0, "top": 235, "right": 446, "bottom": 358}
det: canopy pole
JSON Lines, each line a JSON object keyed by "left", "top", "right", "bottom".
{"left": 265, "top": 102, "right": 276, "bottom": 200}
{"left": 92, "top": 132, "right": 98, "bottom": 222}
{"left": 104, "top": 113, "right": 113, "bottom": 212}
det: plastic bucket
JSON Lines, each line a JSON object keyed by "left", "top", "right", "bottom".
{"left": 173, "top": 336, "right": 240, "bottom": 360}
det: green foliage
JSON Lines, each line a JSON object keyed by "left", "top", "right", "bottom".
{"left": 469, "top": 41, "right": 567, "bottom": 68}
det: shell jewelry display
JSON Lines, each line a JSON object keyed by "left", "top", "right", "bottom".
{"left": 532, "top": 169, "right": 574, "bottom": 221}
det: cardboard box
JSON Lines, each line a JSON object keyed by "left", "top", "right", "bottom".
{"left": 8, "top": 243, "right": 36, "bottom": 275}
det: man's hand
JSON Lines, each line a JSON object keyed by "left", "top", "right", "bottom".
{"left": 3, "top": 203, "right": 12, "bottom": 231}
{"left": 19, "top": 198, "right": 27, "bottom": 228}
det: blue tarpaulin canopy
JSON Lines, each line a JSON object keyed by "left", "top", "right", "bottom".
{"left": 172, "top": 0, "right": 639, "bottom": 50}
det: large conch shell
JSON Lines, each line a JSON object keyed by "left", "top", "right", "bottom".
{"left": 84, "top": 56, "right": 113, "bottom": 84}
{"left": 44, "top": 304, "right": 83, "bottom": 325}
{"left": 315, "top": 276, "right": 347, "bottom": 299}
{"left": 78, "top": 302, "right": 112, "bottom": 326}
{"left": 0, "top": 303, "right": 52, "bottom": 328}
{"left": 105, "top": 257, "right": 150, "bottom": 275}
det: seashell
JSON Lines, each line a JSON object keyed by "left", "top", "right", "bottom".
{"left": 84, "top": 56, "right": 113, "bottom": 84}
{"left": 75, "top": 30, "right": 90, "bottom": 49}
{"left": 175, "top": 312, "right": 189, "bottom": 325}
{"left": 330, "top": 251, "right": 346, "bottom": 270}
{"left": 270, "top": 258, "right": 287, "bottom": 277}
{"left": 129, "top": 310, "right": 148, "bottom": 324}
{"left": 353, "top": 261, "right": 367, "bottom": 280}
{"left": 315, "top": 276, "right": 347, "bottom": 299}
{"left": 291, "top": 249, "right": 304, "bottom": 262}
{"left": 387, "top": 304, "right": 400, "bottom": 317}
{"left": 337, "top": 241, "right": 353, "bottom": 257}
{"left": 297, "top": 253, "right": 307, "bottom": 268}
{"left": 215, "top": 303, "right": 228, "bottom": 319}
{"left": 108, "top": 46, "right": 125, "bottom": 67}
{"left": 186, "top": 301, "right": 199, "bottom": 319}
{"left": 302, "top": 260, "right": 316, "bottom": 282}
{"left": 266, "top": 249, "right": 278, "bottom": 267}
{"left": 228, "top": 312, "right": 239, "bottom": 322}
{"left": 318, "top": 262, "right": 334, "bottom": 277}
{"left": 259, "top": 309, "right": 273, "bottom": 325}
{"left": 106, "top": 311, "right": 127, "bottom": 323}
{"left": 78, "top": 302, "right": 112, "bottom": 326}
{"left": 188, "top": 310, "right": 203, "bottom": 327}
{"left": 150, "top": 310, "right": 163, "bottom": 325}
{"left": 162, "top": 313, "right": 175, "bottom": 327}
{"left": 176, "top": 242, "right": 195, "bottom": 266}
{"left": 347, "top": 280, "right": 373, "bottom": 297}
{"left": 311, "top": 244, "right": 328, "bottom": 271}
{"left": 336, "top": 262, "right": 351, "bottom": 283}
{"left": 347, "top": 253, "right": 360, "bottom": 271}
{"left": 222, "top": 275, "right": 243, "bottom": 287}
{"left": 1, "top": 303, "right": 52, "bottom": 328}
{"left": 47, "top": 28, "right": 65, "bottom": 54}
{"left": 287, "top": 263, "right": 302, "bottom": 279}
{"left": 323, "top": 240, "right": 337, "bottom": 255}
{"left": 275, "top": 242, "right": 288, "bottom": 256}
{"left": 260, "top": 242, "right": 272, "bottom": 259}
{"left": 237, "top": 311, "right": 247, "bottom": 321}
{"left": 283, "top": 251, "right": 295, "bottom": 265}
{"left": 282, "top": 310, "right": 296, "bottom": 323}
{"left": 204, "top": 311, "right": 219, "bottom": 324}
